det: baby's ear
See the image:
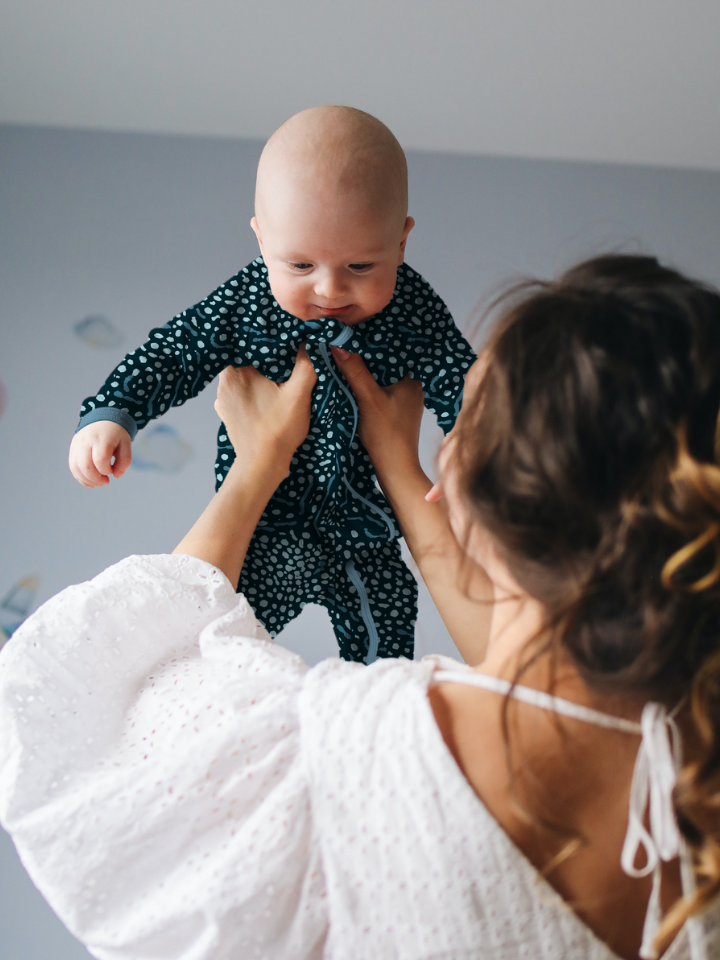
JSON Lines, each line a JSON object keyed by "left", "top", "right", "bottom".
{"left": 398, "top": 216, "right": 415, "bottom": 262}
{"left": 250, "top": 216, "right": 262, "bottom": 248}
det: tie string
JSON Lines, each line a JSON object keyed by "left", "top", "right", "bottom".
{"left": 619, "top": 701, "right": 706, "bottom": 960}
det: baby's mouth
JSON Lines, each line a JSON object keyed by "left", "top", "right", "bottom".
{"left": 314, "top": 304, "right": 352, "bottom": 317}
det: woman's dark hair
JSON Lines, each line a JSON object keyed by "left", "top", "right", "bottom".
{"left": 452, "top": 254, "right": 720, "bottom": 944}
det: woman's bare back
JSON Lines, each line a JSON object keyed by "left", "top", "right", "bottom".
{"left": 429, "top": 677, "right": 688, "bottom": 960}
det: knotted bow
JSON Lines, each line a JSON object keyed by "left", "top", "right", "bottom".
{"left": 298, "top": 318, "right": 352, "bottom": 346}
{"left": 620, "top": 702, "right": 706, "bottom": 960}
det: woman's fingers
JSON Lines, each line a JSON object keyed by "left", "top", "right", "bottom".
{"left": 330, "top": 346, "right": 382, "bottom": 406}
{"left": 215, "top": 365, "right": 256, "bottom": 421}
{"left": 332, "top": 345, "right": 424, "bottom": 412}
{"left": 216, "top": 348, "right": 317, "bottom": 423}
{"left": 331, "top": 345, "right": 425, "bottom": 484}
{"left": 214, "top": 349, "right": 317, "bottom": 468}
{"left": 425, "top": 482, "right": 442, "bottom": 503}
{"left": 286, "top": 344, "right": 318, "bottom": 397}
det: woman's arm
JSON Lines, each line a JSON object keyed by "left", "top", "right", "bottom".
{"left": 173, "top": 349, "right": 317, "bottom": 587}
{"left": 332, "top": 347, "right": 493, "bottom": 665}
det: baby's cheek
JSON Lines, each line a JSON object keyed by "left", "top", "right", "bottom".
{"left": 360, "top": 276, "right": 398, "bottom": 319}
{"left": 267, "top": 276, "right": 306, "bottom": 319}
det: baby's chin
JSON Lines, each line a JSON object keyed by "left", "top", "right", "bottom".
{"left": 276, "top": 298, "right": 392, "bottom": 326}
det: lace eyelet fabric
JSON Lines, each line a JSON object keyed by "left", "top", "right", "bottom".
{"left": 1, "top": 555, "right": 719, "bottom": 959}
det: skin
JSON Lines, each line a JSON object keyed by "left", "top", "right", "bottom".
{"left": 174, "top": 351, "right": 694, "bottom": 960}
{"left": 252, "top": 105, "right": 414, "bottom": 326}
{"left": 69, "top": 105, "right": 413, "bottom": 487}
{"left": 69, "top": 420, "right": 132, "bottom": 488}
{"left": 174, "top": 346, "right": 317, "bottom": 587}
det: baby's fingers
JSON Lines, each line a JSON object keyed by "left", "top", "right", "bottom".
{"left": 76, "top": 449, "right": 109, "bottom": 487}
{"left": 111, "top": 434, "right": 132, "bottom": 478}
{"left": 69, "top": 456, "right": 94, "bottom": 488}
{"left": 69, "top": 435, "right": 106, "bottom": 487}
{"left": 93, "top": 439, "right": 117, "bottom": 479}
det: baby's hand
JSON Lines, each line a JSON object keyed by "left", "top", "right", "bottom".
{"left": 69, "top": 421, "right": 133, "bottom": 488}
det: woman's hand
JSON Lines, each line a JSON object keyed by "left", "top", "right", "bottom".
{"left": 173, "top": 347, "right": 317, "bottom": 588}
{"left": 333, "top": 345, "right": 492, "bottom": 665}
{"left": 215, "top": 345, "right": 317, "bottom": 477}
{"left": 330, "top": 346, "right": 425, "bottom": 486}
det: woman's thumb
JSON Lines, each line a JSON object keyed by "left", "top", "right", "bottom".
{"left": 288, "top": 344, "right": 318, "bottom": 392}
{"left": 330, "top": 346, "right": 380, "bottom": 400}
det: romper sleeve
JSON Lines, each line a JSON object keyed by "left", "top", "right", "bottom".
{"left": 405, "top": 269, "right": 477, "bottom": 434}
{"left": 0, "top": 554, "right": 327, "bottom": 960}
{"left": 76, "top": 270, "right": 252, "bottom": 439}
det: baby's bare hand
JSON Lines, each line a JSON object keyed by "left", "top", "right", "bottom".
{"left": 214, "top": 346, "right": 318, "bottom": 470}
{"left": 69, "top": 421, "right": 133, "bottom": 488}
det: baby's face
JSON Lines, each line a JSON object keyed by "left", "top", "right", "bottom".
{"left": 252, "top": 189, "right": 414, "bottom": 326}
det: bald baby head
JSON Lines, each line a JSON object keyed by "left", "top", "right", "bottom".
{"left": 255, "top": 106, "right": 408, "bottom": 229}
{"left": 251, "top": 106, "right": 414, "bottom": 325}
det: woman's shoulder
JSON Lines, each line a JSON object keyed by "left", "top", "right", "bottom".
{"left": 300, "top": 652, "right": 439, "bottom": 755}
{"left": 299, "top": 653, "right": 467, "bottom": 845}
{"left": 300, "top": 652, "right": 460, "bottom": 727}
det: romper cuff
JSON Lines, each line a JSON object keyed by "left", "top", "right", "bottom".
{"left": 75, "top": 407, "right": 138, "bottom": 440}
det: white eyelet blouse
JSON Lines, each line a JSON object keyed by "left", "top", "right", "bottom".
{"left": 0, "top": 554, "right": 718, "bottom": 960}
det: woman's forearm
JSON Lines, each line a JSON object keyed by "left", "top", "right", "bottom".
{"left": 376, "top": 457, "right": 493, "bottom": 666}
{"left": 331, "top": 349, "right": 494, "bottom": 665}
{"left": 173, "top": 452, "right": 288, "bottom": 588}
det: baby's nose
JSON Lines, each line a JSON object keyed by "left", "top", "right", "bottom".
{"left": 314, "top": 270, "right": 347, "bottom": 300}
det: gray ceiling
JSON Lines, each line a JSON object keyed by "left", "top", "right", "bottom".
{"left": 2, "top": 0, "right": 719, "bottom": 170}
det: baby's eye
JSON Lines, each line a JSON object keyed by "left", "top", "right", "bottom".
{"left": 289, "top": 262, "right": 313, "bottom": 271}
{"left": 349, "top": 262, "right": 373, "bottom": 272}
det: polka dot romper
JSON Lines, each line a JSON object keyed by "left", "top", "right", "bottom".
{"left": 76, "top": 258, "right": 476, "bottom": 662}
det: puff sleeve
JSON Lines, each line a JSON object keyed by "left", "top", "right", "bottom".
{"left": 0, "top": 554, "right": 327, "bottom": 960}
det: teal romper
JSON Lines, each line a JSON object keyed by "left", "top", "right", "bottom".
{"left": 76, "top": 258, "right": 476, "bottom": 662}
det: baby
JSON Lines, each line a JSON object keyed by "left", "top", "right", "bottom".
{"left": 69, "top": 106, "right": 476, "bottom": 663}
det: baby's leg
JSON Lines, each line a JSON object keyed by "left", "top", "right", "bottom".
{"left": 237, "top": 523, "right": 417, "bottom": 662}
{"left": 238, "top": 527, "right": 334, "bottom": 637}
{"left": 324, "top": 543, "right": 418, "bottom": 663}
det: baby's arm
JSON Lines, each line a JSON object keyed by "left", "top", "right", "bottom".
{"left": 409, "top": 276, "right": 477, "bottom": 433}
{"left": 70, "top": 269, "right": 251, "bottom": 488}
{"left": 69, "top": 420, "right": 132, "bottom": 488}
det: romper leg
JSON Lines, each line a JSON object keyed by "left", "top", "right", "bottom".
{"left": 238, "top": 526, "right": 333, "bottom": 638}
{"left": 323, "top": 542, "right": 418, "bottom": 663}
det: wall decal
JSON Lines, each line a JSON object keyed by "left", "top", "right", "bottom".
{"left": 132, "top": 424, "right": 194, "bottom": 474}
{"left": 0, "top": 575, "right": 40, "bottom": 647}
{"left": 74, "top": 315, "right": 123, "bottom": 349}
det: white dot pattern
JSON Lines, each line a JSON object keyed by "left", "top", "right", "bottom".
{"left": 77, "top": 260, "right": 476, "bottom": 662}
{"left": 1, "top": 555, "right": 717, "bottom": 959}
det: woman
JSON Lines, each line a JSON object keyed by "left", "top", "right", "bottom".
{"left": 1, "top": 255, "right": 719, "bottom": 960}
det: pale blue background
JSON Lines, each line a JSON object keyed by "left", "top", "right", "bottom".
{"left": 1, "top": 123, "right": 720, "bottom": 957}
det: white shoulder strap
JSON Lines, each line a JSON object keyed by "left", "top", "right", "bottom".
{"left": 432, "top": 668, "right": 642, "bottom": 733}
{"left": 431, "top": 668, "right": 706, "bottom": 960}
